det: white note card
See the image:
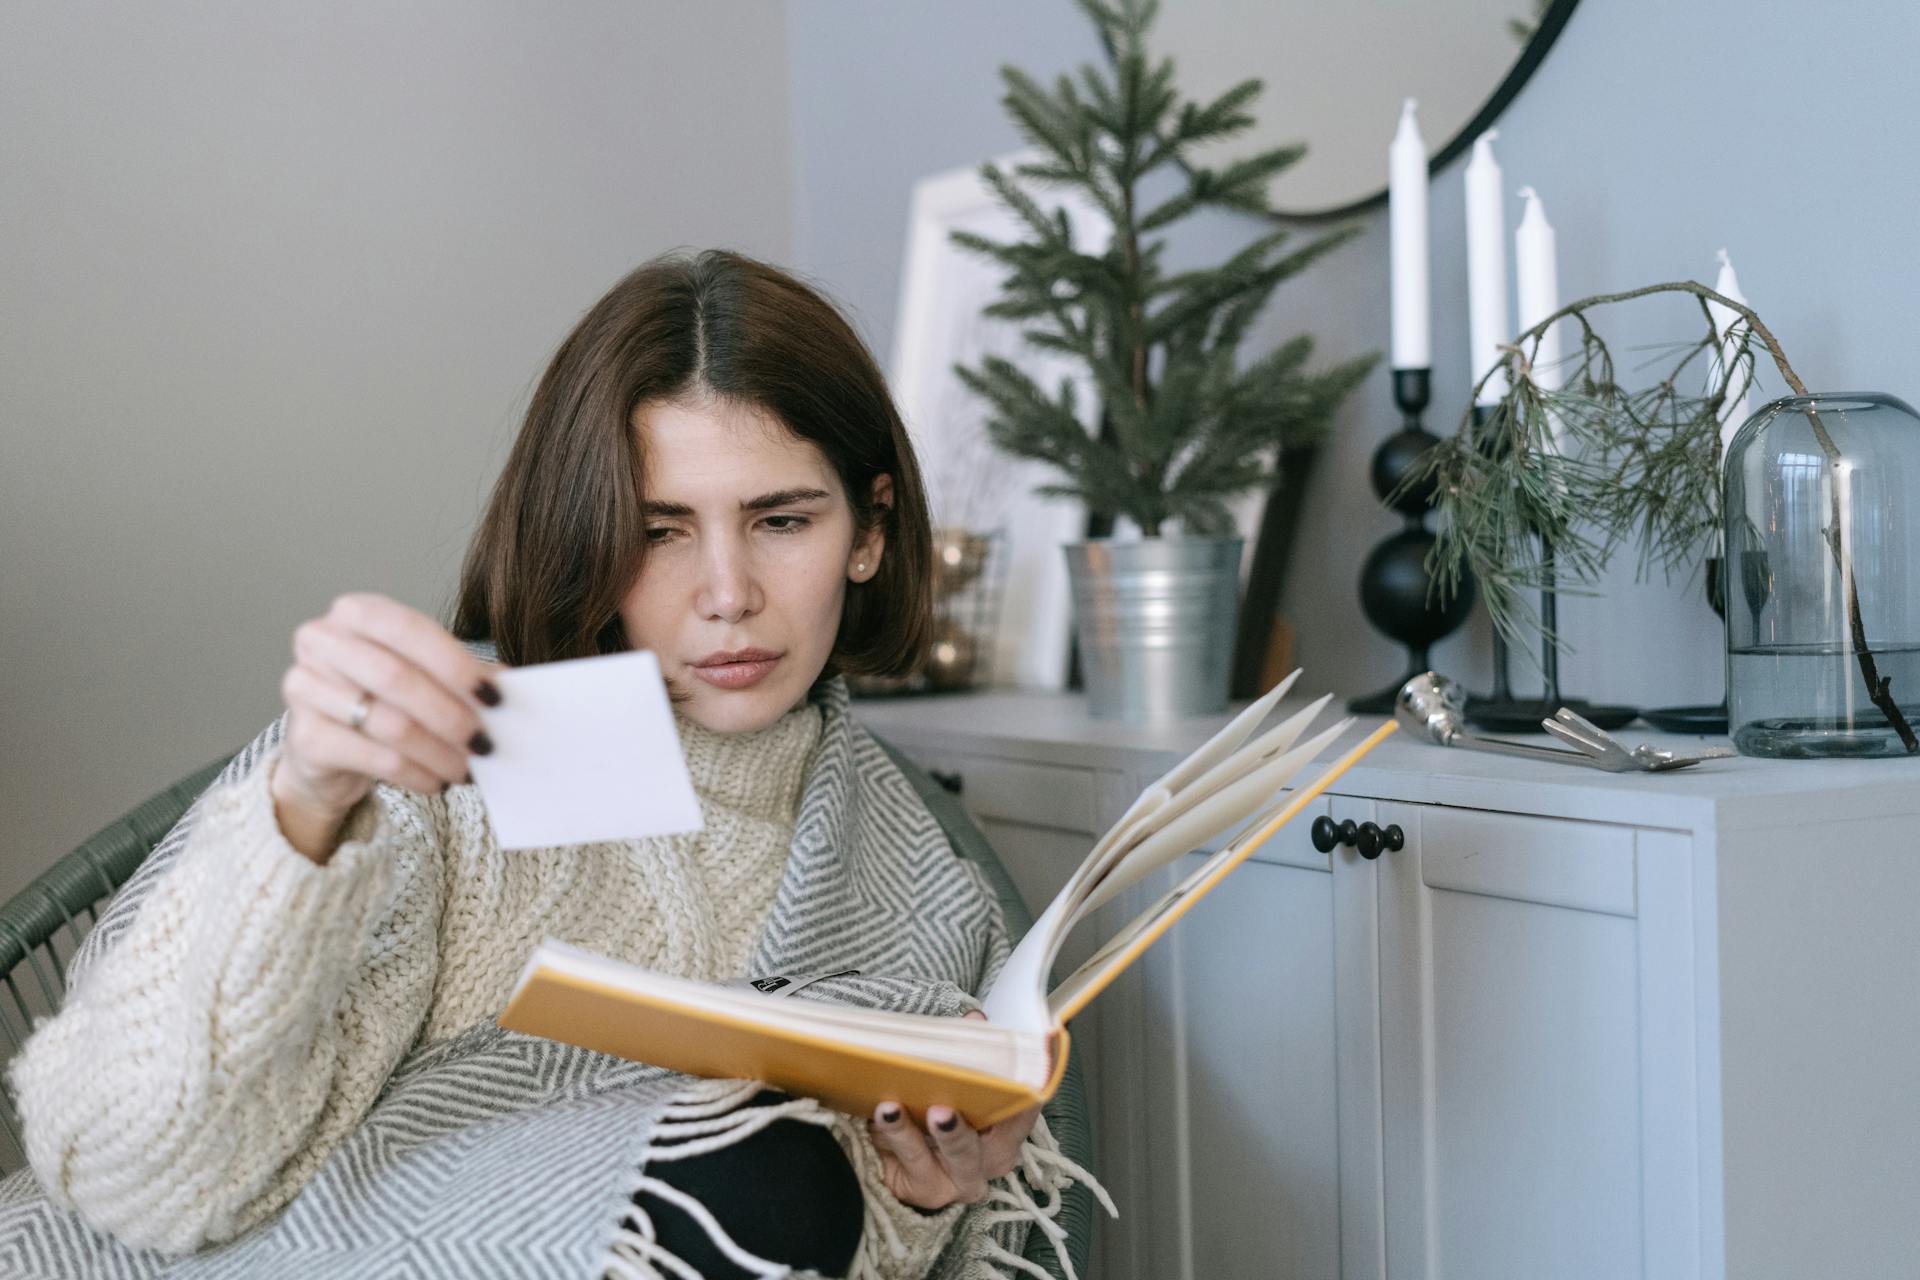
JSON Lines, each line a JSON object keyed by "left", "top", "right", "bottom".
{"left": 466, "top": 649, "right": 704, "bottom": 851}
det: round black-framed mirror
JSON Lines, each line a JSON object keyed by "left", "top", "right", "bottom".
{"left": 1102, "top": 0, "right": 1582, "bottom": 223}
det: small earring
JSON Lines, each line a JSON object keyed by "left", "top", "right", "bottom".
{"left": 856, "top": 562, "right": 867, "bottom": 573}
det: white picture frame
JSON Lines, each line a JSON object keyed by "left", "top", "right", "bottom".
{"left": 890, "top": 150, "right": 1113, "bottom": 691}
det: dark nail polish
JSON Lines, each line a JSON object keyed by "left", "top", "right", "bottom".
{"left": 468, "top": 730, "right": 494, "bottom": 756}
{"left": 440, "top": 780, "right": 450, "bottom": 793}
{"left": 879, "top": 1104, "right": 901, "bottom": 1123}
{"left": 464, "top": 770, "right": 474, "bottom": 785}
{"left": 474, "top": 680, "right": 502, "bottom": 707}
{"left": 935, "top": 1113, "right": 957, "bottom": 1132}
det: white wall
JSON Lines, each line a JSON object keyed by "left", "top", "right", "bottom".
{"left": 790, "top": 0, "right": 1920, "bottom": 715}
{"left": 0, "top": 2, "right": 793, "bottom": 898}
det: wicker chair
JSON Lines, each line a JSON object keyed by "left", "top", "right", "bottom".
{"left": 0, "top": 737, "right": 1095, "bottom": 1279}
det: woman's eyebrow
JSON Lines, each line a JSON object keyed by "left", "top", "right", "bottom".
{"left": 642, "top": 487, "right": 832, "bottom": 517}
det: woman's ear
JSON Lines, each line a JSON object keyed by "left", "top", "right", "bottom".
{"left": 850, "top": 474, "right": 892, "bottom": 582}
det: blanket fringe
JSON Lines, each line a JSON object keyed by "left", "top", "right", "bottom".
{"left": 960, "top": 1110, "right": 1118, "bottom": 1280}
{"left": 604, "top": 1079, "right": 843, "bottom": 1279}
{"left": 847, "top": 1107, "right": 1119, "bottom": 1280}
{"left": 601, "top": 1079, "right": 1120, "bottom": 1280}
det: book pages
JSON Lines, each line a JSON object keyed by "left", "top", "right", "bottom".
{"left": 1046, "top": 671, "right": 1301, "bottom": 922}
{"left": 1070, "top": 718, "right": 1351, "bottom": 921}
{"left": 1046, "top": 720, "right": 1398, "bottom": 1023}
{"left": 978, "top": 893, "right": 1071, "bottom": 1030}
{"left": 1059, "top": 694, "right": 1338, "bottom": 925}
{"left": 980, "top": 676, "right": 1304, "bottom": 1029}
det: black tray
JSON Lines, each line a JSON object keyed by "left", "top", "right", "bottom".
{"left": 1638, "top": 703, "right": 1730, "bottom": 735}
{"left": 1464, "top": 696, "right": 1639, "bottom": 734}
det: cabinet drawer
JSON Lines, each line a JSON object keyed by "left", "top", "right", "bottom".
{"left": 902, "top": 749, "right": 1104, "bottom": 836}
{"left": 1417, "top": 807, "right": 1637, "bottom": 918}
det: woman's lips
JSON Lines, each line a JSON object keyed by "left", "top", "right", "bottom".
{"left": 689, "top": 655, "right": 781, "bottom": 689}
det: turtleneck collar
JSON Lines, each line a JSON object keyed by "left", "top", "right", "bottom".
{"left": 672, "top": 693, "right": 825, "bottom": 824}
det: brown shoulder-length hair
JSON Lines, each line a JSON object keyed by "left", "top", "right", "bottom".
{"left": 448, "top": 248, "right": 933, "bottom": 678}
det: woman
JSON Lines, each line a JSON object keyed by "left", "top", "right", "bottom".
{"left": 2, "top": 250, "right": 1101, "bottom": 1279}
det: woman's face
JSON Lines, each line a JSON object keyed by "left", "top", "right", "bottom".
{"left": 620, "top": 394, "right": 888, "bottom": 733}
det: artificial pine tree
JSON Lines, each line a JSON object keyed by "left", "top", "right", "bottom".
{"left": 951, "top": 0, "right": 1377, "bottom": 542}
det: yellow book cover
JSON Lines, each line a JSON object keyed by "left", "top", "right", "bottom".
{"left": 498, "top": 679, "right": 1395, "bottom": 1130}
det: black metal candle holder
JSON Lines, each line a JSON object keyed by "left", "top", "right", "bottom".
{"left": 1466, "top": 405, "right": 1517, "bottom": 711}
{"left": 1638, "top": 556, "right": 1731, "bottom": 734}
{"left": 1348, "top": 368, "right": 1476, "bottom": 713}
{"left": 1460, "top": 401, "right": 1637, "bottom": 733}
{"left": 1463, "top": 559, "right": 1638, "bottom": 732}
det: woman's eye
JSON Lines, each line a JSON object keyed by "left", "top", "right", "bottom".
{"left": 645, "top": 518, "right": 808, "bottom": 544}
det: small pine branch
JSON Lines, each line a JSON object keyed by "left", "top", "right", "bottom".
{"left": 949, "top": 0, "right": 1375, "bottom": 538}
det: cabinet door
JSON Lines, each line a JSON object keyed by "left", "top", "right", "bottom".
{"left": 1373, "top": 803, "right": 1703, "bottom": 1280}
{"left": 1120, "top": 793, "right": 1387, "bottom": 1280}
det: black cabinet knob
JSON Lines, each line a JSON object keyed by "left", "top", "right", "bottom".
{"left": 1311, "top": 815, "right": 1406, "bottom": 857}
{"left": 928, "top": 768, "right": 963, "bottom": 796}
{"left": 1356, "top": 822, "right": 1408, "bottom": 858}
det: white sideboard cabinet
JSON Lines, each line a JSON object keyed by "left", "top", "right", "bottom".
{"left": 853, "top": 687, "right": 1920, "bottom": 1280}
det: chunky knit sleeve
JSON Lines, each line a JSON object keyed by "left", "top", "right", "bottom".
{"left": 6, "top": 735, "right": 447, "bottom": 1256}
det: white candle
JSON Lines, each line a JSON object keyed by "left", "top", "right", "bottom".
{"left": 1514, "top": 186, "right": 1565, "bottom": 450}
{"left": 1707, "top": 248, "right": 1754, "bottom": 472}
{"left": 1464, "top": 130, "right": 1508, "bottom": 404}
{"left": 1388, "top": 99, "right": 1431, "bottom": 370}
{"left": 1513, "top": 187, "right": 1562, "bottom": 388}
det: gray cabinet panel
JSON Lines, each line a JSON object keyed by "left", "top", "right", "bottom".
{"left": 899, "top": 747, "right": 1106, "bottom": 835}
{"left": 1380, "top": 802, "right": 1644, "bottom": 1280}
{"left": 1427, "top": 887, "right": 1642, "bottom": 1275}
{"left": 1417, "top": 807, "right": 1636, "bottom": 917}
{"left": 1178, "top": 849, "right": 1341, "bottom": 1279}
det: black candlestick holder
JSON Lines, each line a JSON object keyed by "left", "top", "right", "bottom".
{"left": 1460, "top": 401, "right": 1637, "bottom": 733}
{"left": 1349, "top": 368, "right": 1476, "bottom": 713}
{"left": 1638, "top": 556, "right": 1731, "bottom": 734}
{"left": 1473, "top": 406, "right": 1519, "bottom": 711}
{"left": 1463, "top": 556, "right": 1639, "bottom": 732}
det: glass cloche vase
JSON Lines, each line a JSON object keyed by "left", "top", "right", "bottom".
{"left": 1723, "top": 392, "right": 1920, "bottom": 758}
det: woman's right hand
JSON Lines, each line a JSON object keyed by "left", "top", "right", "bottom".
{"left": 270, "top": 592, "right": 506, "bottom": 861}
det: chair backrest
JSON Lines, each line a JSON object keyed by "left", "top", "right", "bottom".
{"left": 0, "top": 754, "right": 234, "bottom": 1171}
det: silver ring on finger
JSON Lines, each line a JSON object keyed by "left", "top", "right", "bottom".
{"left": 347, "top": 689, "right": 376, "bottom": 733}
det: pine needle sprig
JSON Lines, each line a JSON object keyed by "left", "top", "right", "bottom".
{"left": 1399, "top": 279, "right": 1917, "bottom": 752}
{"left": 1399, "top": 283, "right": 1764, "bottom": 655}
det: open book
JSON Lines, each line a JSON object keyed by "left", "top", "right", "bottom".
{"left": 497, "top": 674, "right": 1398, "bottom": 1129}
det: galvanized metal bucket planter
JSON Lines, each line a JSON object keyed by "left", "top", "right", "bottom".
{"left": 1063, "top": 535, "right": 1244, "bottom": 721}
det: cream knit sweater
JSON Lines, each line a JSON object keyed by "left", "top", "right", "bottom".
{"left": 11, "top": 695, "right": 969, "bottom": 1276}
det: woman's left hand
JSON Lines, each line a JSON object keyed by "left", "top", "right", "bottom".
{"left": 867, "top": 1009, "right": 1042, "bottom": 1211}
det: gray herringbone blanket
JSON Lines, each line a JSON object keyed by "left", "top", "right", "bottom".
{"left": 0, "top": 664, "right": 1100, "bottom": 1279}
